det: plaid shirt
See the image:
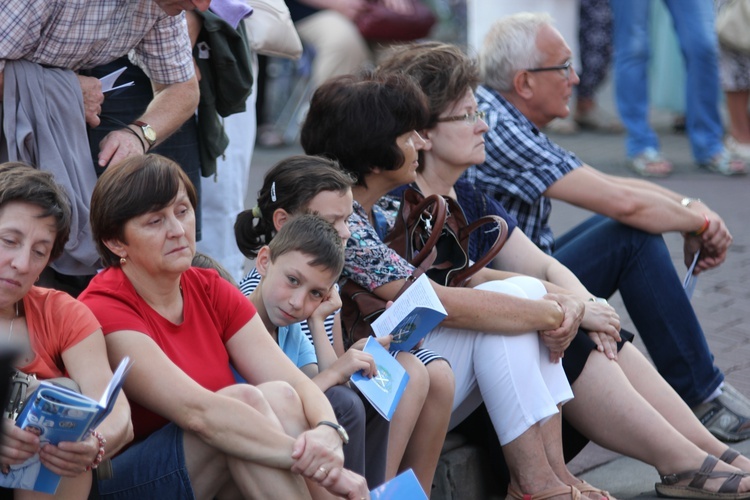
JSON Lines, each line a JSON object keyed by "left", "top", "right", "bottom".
{"left": 468, "top": 85, "right": 583, "bottom": 254}
{"left": 0, "top": 0, "right": 194, "bottom": 84}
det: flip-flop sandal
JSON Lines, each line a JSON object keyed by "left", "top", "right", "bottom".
{"left": 655, "top": 454, "right": 750, "bottom": 499}
{"left": 629, "top": 148, "right": 673, "bottom": 178}
{"left": 701, "top": 150, "right": 748, "bottom": 176}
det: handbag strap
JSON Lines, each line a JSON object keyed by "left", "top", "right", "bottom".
{"left": 449, "top": 215, "right": 509, "bottom": 288}
{"left": 386, "top": 187, "right": 447, "bottom": 267}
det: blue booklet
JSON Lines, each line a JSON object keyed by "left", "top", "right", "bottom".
{"left": 1, "top": 357, "right": 132, "bottom": 494}
{"left": 350, "top": 337, "right": 409, "bottom": 421}
{"left": 371, "top": 469, "right": 427, "bottom": 499}
{"left": 370, "top": 273, "right": 447, "bottom": 351}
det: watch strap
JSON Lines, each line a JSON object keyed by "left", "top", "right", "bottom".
{"left": 316, "top": 420, "right": 348, "bottom": 445}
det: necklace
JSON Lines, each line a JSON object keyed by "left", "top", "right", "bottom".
{"left": 6, "top": 301, "right": 18, "bottom": 342}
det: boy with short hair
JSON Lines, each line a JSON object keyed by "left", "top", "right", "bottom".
{"left": 248, "top": 213, "right": 389, "bottom": 488}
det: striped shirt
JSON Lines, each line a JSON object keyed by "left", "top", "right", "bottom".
{"left": 0, "top": 0, "right": 194, "bottom": 84}
{"left": 470, "top": 85, "right": 583, "bottom": 254}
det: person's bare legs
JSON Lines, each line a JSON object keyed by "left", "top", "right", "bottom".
{"left": 616, "top": 343, "right": 750, "bottom": 472}
{"left": 184, "top": 383, "right": 311, "bottom": 500}
{"left": 727, "top": 91, "right": 750, "bottom": 143}
{"left": 503, "top": 422, "right": 573, "bottom": 499}
{"left": 17, "top": 472, "right": 92, "bottom": 500}
{"left": 398, "top": 359, "right": 454, "bottom": 496}
{"left": 385, "top": 353, "right": 428, "bottom": 481}
{"left": 566, "top": 348, "right": 750, "bottom": 492}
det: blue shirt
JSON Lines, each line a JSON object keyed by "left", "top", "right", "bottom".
{"left": 469, "top": 85, "right": 583, "bottom": 254}
{"left": 277, "top": 322, "right": 317, "bottom": 369}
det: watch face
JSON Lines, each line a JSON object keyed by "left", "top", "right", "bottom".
{"left": 142, "top": 125, "right": 157, "bottom": 143}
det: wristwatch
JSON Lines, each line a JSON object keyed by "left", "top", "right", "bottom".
{"left": 132, "top": 120, "right": 157, "bottom": 149}
{"left": 589, "top": 297, "right": 608, "bottom": 305}
{"left": 316, "top": 420, "right": 349, "bottom": 445}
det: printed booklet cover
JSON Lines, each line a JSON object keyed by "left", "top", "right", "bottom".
{"left": 370, "top": 273, "right": 447, "bottom": 351}
{"left": 351, "top": 337, "right": 409, "bottom": 421}
{"left": 370, "top": 468, "right": 427, "bottom": 499}
{"left": 1, "top": 357, "right": 132, "bottom": 494}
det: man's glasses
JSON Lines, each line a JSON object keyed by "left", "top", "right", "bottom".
{"left": 526, "top": 60, "right": 573, "bottom": 80}
{"left": 436, "top": 110, "right": 486, "bottom": 125}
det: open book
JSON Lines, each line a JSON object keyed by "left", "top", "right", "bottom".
{"left": 351, "top": 338, "right": 409, "bottom": 421}
{"left": 1, "top": 357, "right": 132, "bottom": 494}
{"left": 371, "top": 273, "right": 447, "bottom": 351}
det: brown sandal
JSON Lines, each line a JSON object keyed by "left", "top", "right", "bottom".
{"left": 575, "top": 480, "right": 616, "bottom": 499}
{"left": 655, "top": 454, "right": 750, "bottom": 499}
{"left": 506, "top": 484, "right": 581, "bottom": 500}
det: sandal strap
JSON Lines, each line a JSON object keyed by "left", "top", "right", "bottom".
{"left": 720, "top": 447, "right": 742, "bottom": 464}
{"left": 507, "top": 484, "right": 581, "bottom": 500}
{"left": 575, "top": 480, "right": 614, "bottom": 499}
{"left": 660, "top": 454, "right": 748, "bottom": 493}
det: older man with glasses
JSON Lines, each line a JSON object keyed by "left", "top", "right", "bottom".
{"left": 467, "top": 11, "right": 750, "bottom": 443}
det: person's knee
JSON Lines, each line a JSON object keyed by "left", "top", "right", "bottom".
{"left": 219, "top": 383, "right": 268, "bottom": 409}
{"left": 398, "top": 353, "right": 430, "bottom": 397}
{"left": 426, "top": 360, "right": 455, "bottom": 406}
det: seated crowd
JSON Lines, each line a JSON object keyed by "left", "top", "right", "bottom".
{"left": 3, "top": 12, "right": 750, "bottom": 500}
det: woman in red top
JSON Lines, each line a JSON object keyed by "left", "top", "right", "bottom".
{"left": 80, "top": 154, "right": 368, "bottom": 500}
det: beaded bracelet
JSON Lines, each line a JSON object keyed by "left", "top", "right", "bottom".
{"left": 691, "top": 214, "right": 710, "bottom": 237}
{"left": 86, "top": 430, "right": 106, "bottom": 471}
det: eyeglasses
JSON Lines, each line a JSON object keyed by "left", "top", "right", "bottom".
{"left": 436, "top": 110, "right": 486, "bottom": 125}
{"left": 526, "top": 60, "right": 573, "bottom": 80}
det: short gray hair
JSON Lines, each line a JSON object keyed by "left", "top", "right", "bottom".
{"left": 480, "top": 12, "right": 553, "bottom": 92}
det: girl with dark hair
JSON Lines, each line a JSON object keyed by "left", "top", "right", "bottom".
{"left": 234, "top": 154, "right": 448, "bottom": 494}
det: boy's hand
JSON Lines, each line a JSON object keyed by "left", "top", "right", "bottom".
{"left": 311, "top": 287, "right": 342, "bottom": 323}
{"left": 328, "top": 350, "right": 377, "bottom": 385}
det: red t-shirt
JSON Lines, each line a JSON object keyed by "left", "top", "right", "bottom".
{"left": 79, "top": 267, "right": 255, "bottom": 442}
{"left": 20, "top": 286, "right": 101, "bottom": 379}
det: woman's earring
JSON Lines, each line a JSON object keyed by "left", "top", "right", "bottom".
{"left": 120, "top": 256, "right": 127, "bottom": 266}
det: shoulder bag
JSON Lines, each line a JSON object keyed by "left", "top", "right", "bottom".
{"left": 243, "top": 0, "right": 303, "bottom": 59}
{"left": 716, "top": 0, "right": 750, "bottom": 53}
{"left": 340, "top": 187, "right": 509, "bottom": 347}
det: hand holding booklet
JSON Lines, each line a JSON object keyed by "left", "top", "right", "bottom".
{"left": 370, "top": 273, "right": 447, "bottom": 352}
{"left": 1, "top": 357, "right": 133, "bottom": 494}
{"left": 350, "top": 338, "right": 409, "bottom": 421}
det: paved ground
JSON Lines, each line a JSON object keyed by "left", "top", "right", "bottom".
{"left": 247, "top": 114, "right": 750, "bottom": 497}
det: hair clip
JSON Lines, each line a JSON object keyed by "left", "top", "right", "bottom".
{"left": 271, "top": 181, "right": 277, "bottom": 202}
{"left": 251, "top": 206, "right": 262, "bottom": 218}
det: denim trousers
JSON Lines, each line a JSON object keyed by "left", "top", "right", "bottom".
{"left": 609, "top": 0, "right": 723, "bottom": 163}
{"left": 552, "top": 215, "right": 723, "bottom": 407}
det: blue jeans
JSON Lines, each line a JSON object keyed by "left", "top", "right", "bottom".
{"left": 98, "top": 423, "right": 195, "bottom": 499}
{"left": 609, "top": 0, "right": 723, "bottom": 163}
{"left": 553, "top": 215, "right": 723, "bottom": 407}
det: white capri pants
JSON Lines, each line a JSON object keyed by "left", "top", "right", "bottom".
{"left": 423, "top": 276, "right": 573, "bottom": 445}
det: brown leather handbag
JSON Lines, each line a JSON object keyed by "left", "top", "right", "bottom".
{"left": 340, "top": 188, "right": 509, "bottom": 347}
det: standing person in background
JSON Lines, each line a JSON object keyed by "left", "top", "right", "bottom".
{"left": 0, "top": 0, "right": 204, "bottom": 290}
{"left": 715, "top": 0, "right": 750, "bottom": 162}
{"left": 609, "top": 0, "right": 747, "bottom": 176}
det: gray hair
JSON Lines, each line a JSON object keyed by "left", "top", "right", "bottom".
{"left": 480, "top": 12, "right": 553, "bottom": 92}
